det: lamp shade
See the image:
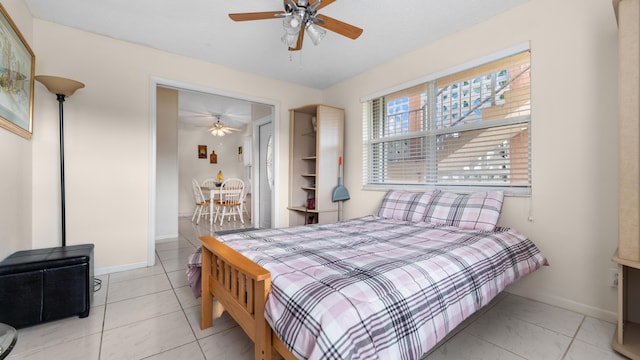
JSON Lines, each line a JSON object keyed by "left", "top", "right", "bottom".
{"left": 35, "top": 75, "right": 85, "bottom": 97}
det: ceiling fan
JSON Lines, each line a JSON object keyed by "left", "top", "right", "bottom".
{"left": 209, "top": 116, "right": 240, "bottom": 136}
{"left": 179, "top": 110, "right": 244, "bottom": 136}
{"left": 229, "top": 0, "right": 363, "bottom": 51}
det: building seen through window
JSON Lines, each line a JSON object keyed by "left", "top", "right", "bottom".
{"left": 364, "top": 51, "right": 531, "bottom": 192}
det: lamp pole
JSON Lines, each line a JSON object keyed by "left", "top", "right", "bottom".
{"left": 35, "top": 76, "right": 85, "bottom": 247}
{"left": 56, "top": 93, "right": 67, "bottom": 246}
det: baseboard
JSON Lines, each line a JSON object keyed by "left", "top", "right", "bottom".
{"left": 155, "top": 233, "right": 179, "bottom": 242}
{"left": 95, "top": 261, "right": 148, "bottom": 277}
{"left": 506, "top": 285, "right": 617, "bottom": 323}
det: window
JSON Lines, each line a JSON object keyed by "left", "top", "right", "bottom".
{"left": 363, "top": 51, "right": 531, "bottom": 194}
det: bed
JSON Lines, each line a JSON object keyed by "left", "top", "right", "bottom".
{"left": 195, "top": 189, "right": 548, "bottom": 360}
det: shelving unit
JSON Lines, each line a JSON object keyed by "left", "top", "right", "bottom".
{"left": 613, "top": 252, "right": 640, "bottom": 358}
{"left": 613, "top": 0, "right": 640, "bottom": 358}
{"left": 287, "top": 104, "right": 344, "bottom": 226}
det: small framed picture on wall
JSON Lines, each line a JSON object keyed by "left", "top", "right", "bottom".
{"left": 198, "top": 145, "right": 207, "bottom": 159}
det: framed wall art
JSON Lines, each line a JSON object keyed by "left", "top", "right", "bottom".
{"left": 198, "top": 145, "right": 207, "bottom": 159}
{"left": 210, "top": 150, "right": 217, "bottom": 164}
{"left": 0, "top": 4, "right": 35, "bottom": 140}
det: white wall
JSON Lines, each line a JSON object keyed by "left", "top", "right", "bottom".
{"left": 325, "top": 0, "right": 619, "bottom": 321}
{"left": 0, "top": 0, "right": 34, "bottom": 260}
{"left": 31, "top": 19, "right": 322, "bottom": 271}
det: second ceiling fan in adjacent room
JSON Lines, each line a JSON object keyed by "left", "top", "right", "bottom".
{"left": 208, "top": 116, "right": 240, "bottom": 136}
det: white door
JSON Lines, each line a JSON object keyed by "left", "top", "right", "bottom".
{"left": 258, "top": 121, "right": 273, "bottom": 228}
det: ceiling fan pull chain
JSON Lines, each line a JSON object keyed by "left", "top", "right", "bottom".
{"left": 299, "top": 52, "right": 304, "bottom": 70}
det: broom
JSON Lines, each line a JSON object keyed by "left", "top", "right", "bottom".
{"left": 332, "top": 156, "right": 350, "bottom": 221}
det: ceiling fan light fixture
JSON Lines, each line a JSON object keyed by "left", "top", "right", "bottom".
{"left": 306, "top": 23, "right": 326, "bottom": 45}
{"left": 229, "top": 0, "right": 363, "bottom": 51}
{"left": 281, "top": 32, "right": 299, "bottom": 47}
{"left": 282, "top": 14, "right": 302, "bottom": 34}
{"left": 209, "top": 117, "right": 240, "bottom": 137}
{"left": 211, "top": 129, "right": 226, "bottom": 136}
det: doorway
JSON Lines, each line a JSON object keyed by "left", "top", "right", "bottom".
{"left": 149, "top": 77, "right": 278, "bottom": 266}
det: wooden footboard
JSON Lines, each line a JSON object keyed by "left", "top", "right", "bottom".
{"left": 200, "top": 235, "right": 297, "bottom": 360}
{"left": 199, "top": 235, "right": 271, "bottom": 359}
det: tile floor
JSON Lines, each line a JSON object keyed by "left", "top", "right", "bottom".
{"left": 6, "top": 217, "right": 625, "bottom": 360}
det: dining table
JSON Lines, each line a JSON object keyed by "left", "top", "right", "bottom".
{"left": 200, "top": 186, "right": 240, "bottom": 225}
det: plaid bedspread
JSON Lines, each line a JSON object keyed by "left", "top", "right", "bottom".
{"left": 215, "top": 216, "right": 547, "bottom": 360}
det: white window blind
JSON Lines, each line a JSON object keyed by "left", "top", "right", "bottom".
{"left": 363, "top": 51, "right": 531, "bottom": 193}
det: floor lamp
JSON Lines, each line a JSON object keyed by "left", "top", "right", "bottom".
{"left": 35, "top": 75, "right": 85, "bottom": 247}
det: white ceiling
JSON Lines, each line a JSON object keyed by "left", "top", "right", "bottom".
{"left": 24, "top": 0, "right": 529, "bottom": 127}
{"left": 177, "top": 89, "right": 255, "bottom": 130}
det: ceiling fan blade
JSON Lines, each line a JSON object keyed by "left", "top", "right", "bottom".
{"left": 315, "top": 14, "right": 363, "bottom": 40}
{"left": 181, "top": 113, "right": 214, "bottom": 118}
{"left": 209, "top": 126, "right": 239, "bottom": 132}
{"left": 229, "top": 11, "right": 285, "bottom": 21}
{"left": 310, "top": 0, "right": 336, "bottom": 11}
{"left": 288, "top": 26, "right": 305, "bottom": 51}
{"left": 209, "top": 120, "right": 241, "bottom": 132}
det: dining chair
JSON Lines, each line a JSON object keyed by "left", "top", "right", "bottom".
{"left": 191, "top": 178, "right": 210, "bottom": 225}
{"left": 213, "top": 178, "right": 245, "bottom": 225}
{"left": 200, "top": 177, "right": 220, "bottom": 213}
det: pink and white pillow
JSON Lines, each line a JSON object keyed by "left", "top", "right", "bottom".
{"left": 376, "top": 189, "right": 440, "bottom": 223}
{"left": 423, "top": 191, "right": 504, "bottom": 231}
